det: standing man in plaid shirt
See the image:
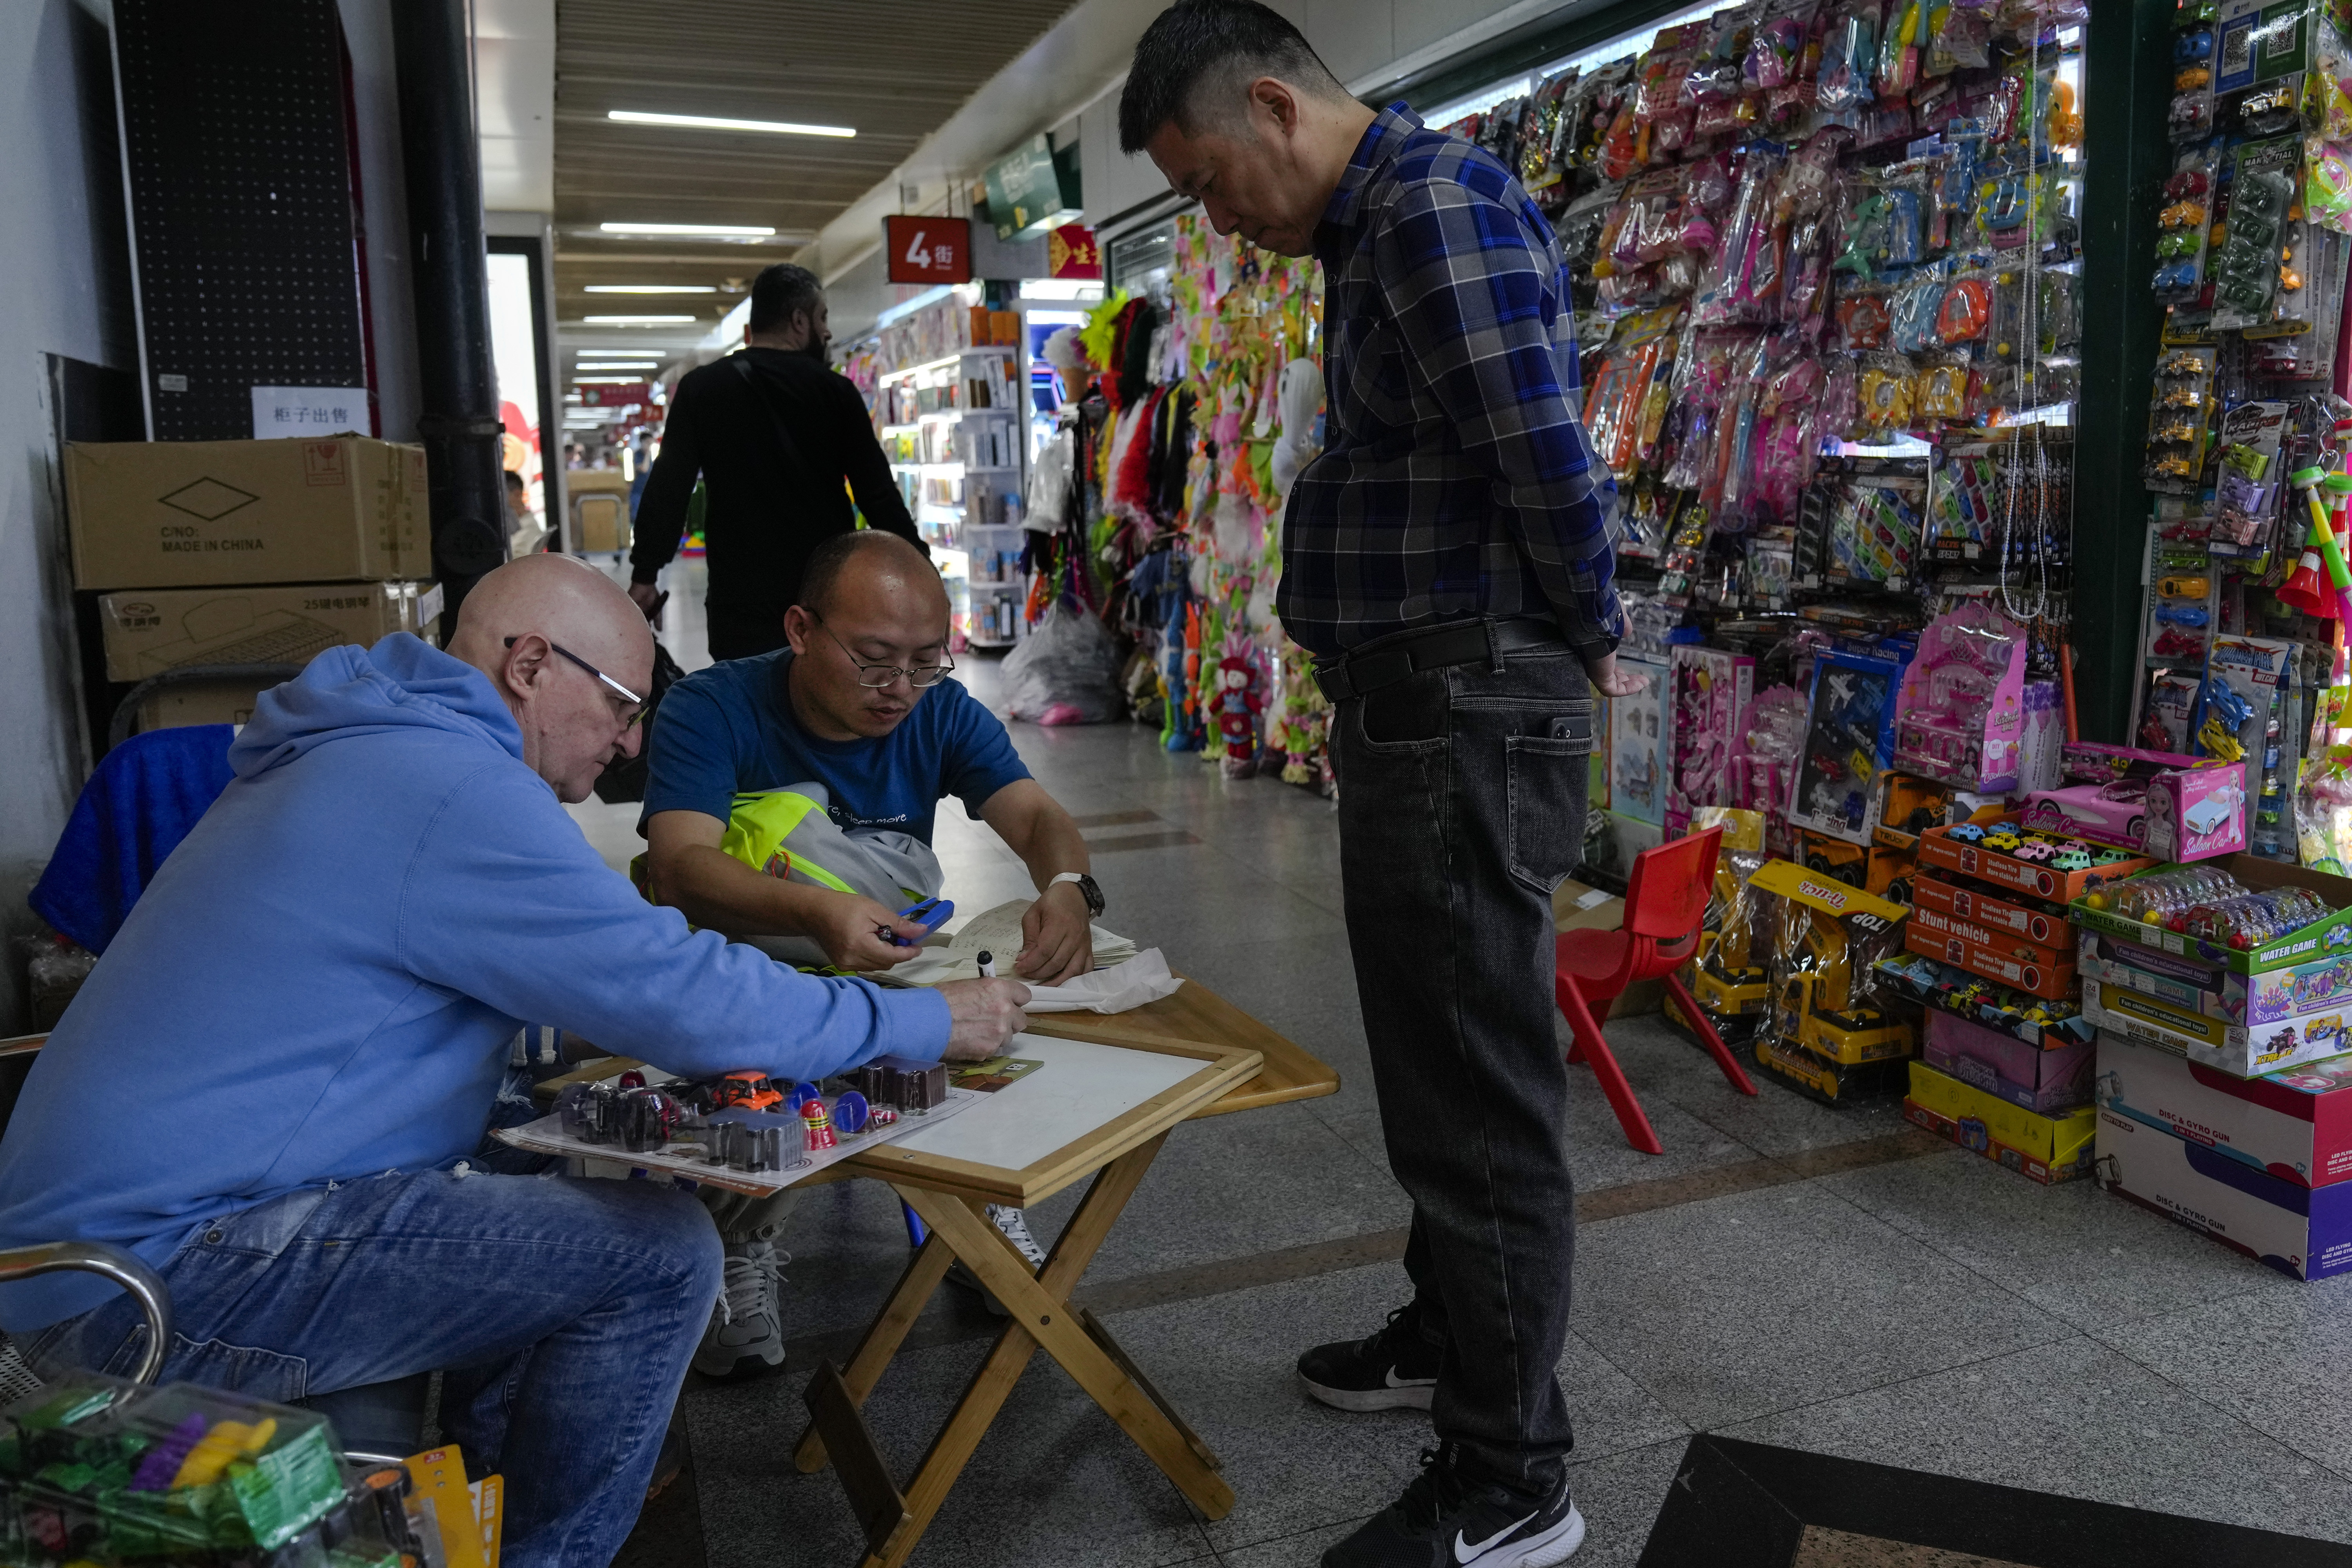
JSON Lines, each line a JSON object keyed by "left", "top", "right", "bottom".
{"left": 1124, "top": 4, "right": 1643, "bottom": 1564}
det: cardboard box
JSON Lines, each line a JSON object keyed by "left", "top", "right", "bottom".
{"left": 133, "top": 677, "right": 273, "bottom": 733}
{"left": 2074, "top": 925, "right": 2352, "bottom": 1029}
{"left": 1904, "top": 905, "right": 2077, "bottom": 999}
{"left": 1923, "top": 1010, "right": 2095, "bottom": 1114}
{"left": 96, "top": 581, "right": 438, "bottom": 681}
{"left": 1912, "top": 874, "right": 2069, "bottom": 947}
{"left": 65, "top": 437, "right": 429, "bottom": 590}
{"left": 1905, "top": 1060, "right": 2097, "bottom": 1181}
{"left": 2096, "top": 1105, "right": 2352, "bottom": 1280}
{"left": 1915, "top": 820, "right": 2156, "bottom": 904}
{"left": 2082, "top": 978, "right": 2352, "bottom": 1079}
{"left": 1875, "top": 952, "right": 2093, "bottom": 1048}
{"left": 2068, "top": 854, "right": 2352, "bottom": 977}
{"left": 2095, "top": 1031, "right": 2352, "bottom": 1186}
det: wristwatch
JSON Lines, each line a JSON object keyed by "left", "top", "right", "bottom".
{"left": 1050, "top": 871, "right": 1105, "bottom": 917}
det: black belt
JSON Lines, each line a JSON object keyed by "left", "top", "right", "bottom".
{"left": 1313, "top": 619, "right": 1569, "bottom": 703}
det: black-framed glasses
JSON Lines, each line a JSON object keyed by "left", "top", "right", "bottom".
{"left": 813, "top": 614, "right": 955, "bottom": 689}
{"left": 505, "top": 636, "right": 646, "bottom": 725}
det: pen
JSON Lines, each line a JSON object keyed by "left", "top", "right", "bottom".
{"left": 977, "top": 950, "right": 996, "bottom": 978}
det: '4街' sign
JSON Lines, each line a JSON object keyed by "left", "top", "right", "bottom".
{"left": 885, "top": 215, "right": 972, "bottom": 285}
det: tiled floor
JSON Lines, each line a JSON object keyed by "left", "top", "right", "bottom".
{"left": 603, "top": 563, "right": 2352, "bottom": 1567}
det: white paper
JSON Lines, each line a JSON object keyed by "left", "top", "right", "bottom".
{"left": 881, "top": 1033, "right": 1203, "bottom": 1171}
{"left": 879, "top": 946, "right": 1183, "bottom": 1013}
{"left": 250, "top": 386, "right": 371, "bottom": 439}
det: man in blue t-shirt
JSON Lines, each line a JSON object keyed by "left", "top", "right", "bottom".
{"left": 640, "top": 531, "right": 1100, "bottom": 979}
{"left": 640, "top": 530, "right": 1104, "bottom": 1378}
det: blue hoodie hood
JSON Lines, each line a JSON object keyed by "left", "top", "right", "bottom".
{"left": 230, "top": 633, "right": 523, "bottom": 779}
{"left": 0, "top": 635, "right": 948, "bottom": 1332}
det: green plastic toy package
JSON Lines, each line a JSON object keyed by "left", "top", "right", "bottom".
{"left": 0, "top": 1370, "right": 403, "bottom": 1566}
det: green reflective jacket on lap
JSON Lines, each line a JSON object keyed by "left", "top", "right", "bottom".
{"left": 632, "top": 789, "right": 922, "bottom": 908}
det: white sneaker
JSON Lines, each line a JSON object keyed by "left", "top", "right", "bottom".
{"left": 946, "top": 1205, "right": 1046, "bottom": 1315}
{"left": 694, "top": 1239, "right": 787, "bottom": 1381}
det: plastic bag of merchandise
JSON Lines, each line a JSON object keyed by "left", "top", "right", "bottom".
{"left": 1002, "top": 602, "right": 1126, "bottom": 726}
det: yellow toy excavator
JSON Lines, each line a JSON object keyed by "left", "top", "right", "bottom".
{"left": 1744, "top": 860, "right": 1915, "bottom": 1102}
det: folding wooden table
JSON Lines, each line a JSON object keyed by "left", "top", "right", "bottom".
{"left": 530, "top": 975, "right": 1341, "bottom": 1567}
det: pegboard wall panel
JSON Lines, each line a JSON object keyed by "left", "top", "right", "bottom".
{"left": 113, "top": 0, "right": 368, "bottom": 441}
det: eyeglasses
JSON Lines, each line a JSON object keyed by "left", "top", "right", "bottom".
{"left": 505, "top": 636, "right": 646, "bottom": 726}
{"left": 813, "top": 615, "right": 955, "bottom": 689}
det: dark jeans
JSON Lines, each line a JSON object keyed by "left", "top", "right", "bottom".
{"left": 706, "top": 601, "right": 789, "bottom": 662}
{"left": 1333, "top": 643, "right": 1593, "bottom": 1489}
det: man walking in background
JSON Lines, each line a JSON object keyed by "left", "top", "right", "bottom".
{"left": 629, "top": 263, "right": 927, "bottom": 661}
{"left": 1124, "top": 4, "right": 1645, "bottom": 1564}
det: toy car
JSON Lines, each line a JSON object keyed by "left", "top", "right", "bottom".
{"left": 1946, "top": 823, "right": 1986, "bottom": 843}
{"left": 2019, "top": 783, "right": 2149, "bottom": 851}
{"left": 691, "top": 1071, "right": 785, "bottom": 1113}
{"left": 2052, "top": 848, "right": 2093, "bottom": 870}
{"left": 2156, "top": 575, "right": 2209, "bottom": 599}
{"left": 1982, "top": 828, "right": 2023, "bottom": 851}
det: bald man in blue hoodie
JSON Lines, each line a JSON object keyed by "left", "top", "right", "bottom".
{"left": 0, "top": 556, "right": 1030, "bottom": 1568}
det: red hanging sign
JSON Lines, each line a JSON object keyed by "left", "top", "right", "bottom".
{"left": 1047, "top": 223, "right": 1101, "bottom": 279}
{"left": 885, "top": 215, "right": 972, "bottom": 284}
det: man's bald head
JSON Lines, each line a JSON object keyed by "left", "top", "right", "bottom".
{"left": 799, "top": 530, "right": 946, "bottom": 621}
{"left": 446, "top": 555, "right": 655, "bottom": 801}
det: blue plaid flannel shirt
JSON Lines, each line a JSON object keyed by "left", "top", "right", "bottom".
{"left": 1279, "top": 102, "right": 1621, "bottom": 666}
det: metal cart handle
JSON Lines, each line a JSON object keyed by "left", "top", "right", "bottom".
{"left": 0, "top": 1241, "right": 173, "bottom": 1385}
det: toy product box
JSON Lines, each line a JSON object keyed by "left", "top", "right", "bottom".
{"left": 2096, "top": 1031, "right": 2352, "bottom": 1187}
{"left": 1607, "top": 654, "right": 1669, "bottom": 828}
{"left": 1665, "top": 644, "right": 1755, "bottom": 837}
{"left": 2068, "top": 855, "right": 2352, "bottom": 976}
{"left": 1875, "top": 952, "right": 2094, "bottom": 1050}
{"left": 1904, "top": 1060, "right": 2098, "bottom": 1183}
{"left": 1915, "top": 820, "right": 2156, "bottom": 904}
{"left": 2017, "top": 741, "right": 2247, "bottom": 863}
{"left": 1787, "top": 645, "right": 1911, "bottom": 846}
{"left": 2096, "top": 1105, "right": 2352, "bottom": 1280}
{"left": 1869, "top": 772, "right": 1961, "bottom": 851}
{"left": 2082, "top": 978, "right": 2352, "bottom": 1079}
{"left": 2075, "top": 925, "right": 2352, "bottom": 1027}
{"left": 1903, "top": 904, "right": 2078, "bottom": 1000}
{"left": 1912, "top": 875, "right": 2069, "bottom": 947}
{"left": 1890, "top": 603, "right": 2058, "bottom": 793}
{"left": 1923, "top": 1010, "right": 2096, "bottom": 1114}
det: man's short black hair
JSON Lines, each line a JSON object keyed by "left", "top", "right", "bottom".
{"left": 1118, "top": 0, "right": 1346, "bottom": 154}
{"left": 799, "top": 529, "right": 933, "bottom": 617}
{"left": 749, "top": 263, "right": 823, "bottom": 336}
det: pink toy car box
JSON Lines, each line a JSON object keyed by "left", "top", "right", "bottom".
{"left": 2018, "top": 741, "right": 2246, "bottom": 862}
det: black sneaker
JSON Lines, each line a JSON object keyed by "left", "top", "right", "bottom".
{"left": 1297, "top": 1306, "right": 1442, "bottom": 1412}
{"left": 1323, "top": 1446, "right": 1585, "bottom": 1568}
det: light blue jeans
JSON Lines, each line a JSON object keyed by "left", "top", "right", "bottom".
{"left": 24, "top": 1167, "right": 722, "bottom": 1568}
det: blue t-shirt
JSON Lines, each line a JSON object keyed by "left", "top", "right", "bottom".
{"left": 640, "top": 650, "right": 1031, "bottom": 843}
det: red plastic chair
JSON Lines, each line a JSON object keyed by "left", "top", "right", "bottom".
{"left": 1555, "top": 824, "right": 1759, "bottom": 1154}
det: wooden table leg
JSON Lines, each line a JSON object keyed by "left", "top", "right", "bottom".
{"left": 793, "top": 1231, "right": 955, "bottom": 1474}
{"left": 899, "top": 1151, "right": 1236, "bottom": 1523}
{"left": 834, "top": 1138, "right": 1176, "bottom": 1568}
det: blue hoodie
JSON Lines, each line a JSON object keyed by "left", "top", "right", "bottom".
{"left": 0, "top": 635, "right": 949, "bottom": 1332}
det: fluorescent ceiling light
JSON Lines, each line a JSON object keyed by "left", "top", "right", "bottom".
{"left": 584, "top": 284, "right": 716, "bottom": 294}
{"left": 583, "top": 314, "right": 697, "bottom": 324}
{"left": 1020, "top": 279, "right": 1103, "bottom": 301}
{"left": 574, "top": 376, "right": 648, "bottom": 384}
{"left": 599, "top": 221, "right": 776, "bottom": 237}
{"left": 610, "top": 109, "right": 854, "bottom": 138}
{"left": 575, "top": 355, "right": 661, "bottom": 363}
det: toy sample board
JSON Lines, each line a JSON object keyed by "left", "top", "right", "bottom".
{"left": 887, "top": 1033, "right": 1204, "bottom": 1171}
{"left": 1609, "top": 655, "right": 1668, "bottom": 827}
{"left": 496, "top": 1076, "right": 991, "bottom": 1195}
{"left": 1788, "top": 655, "right": 1903, "bottom": 846}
